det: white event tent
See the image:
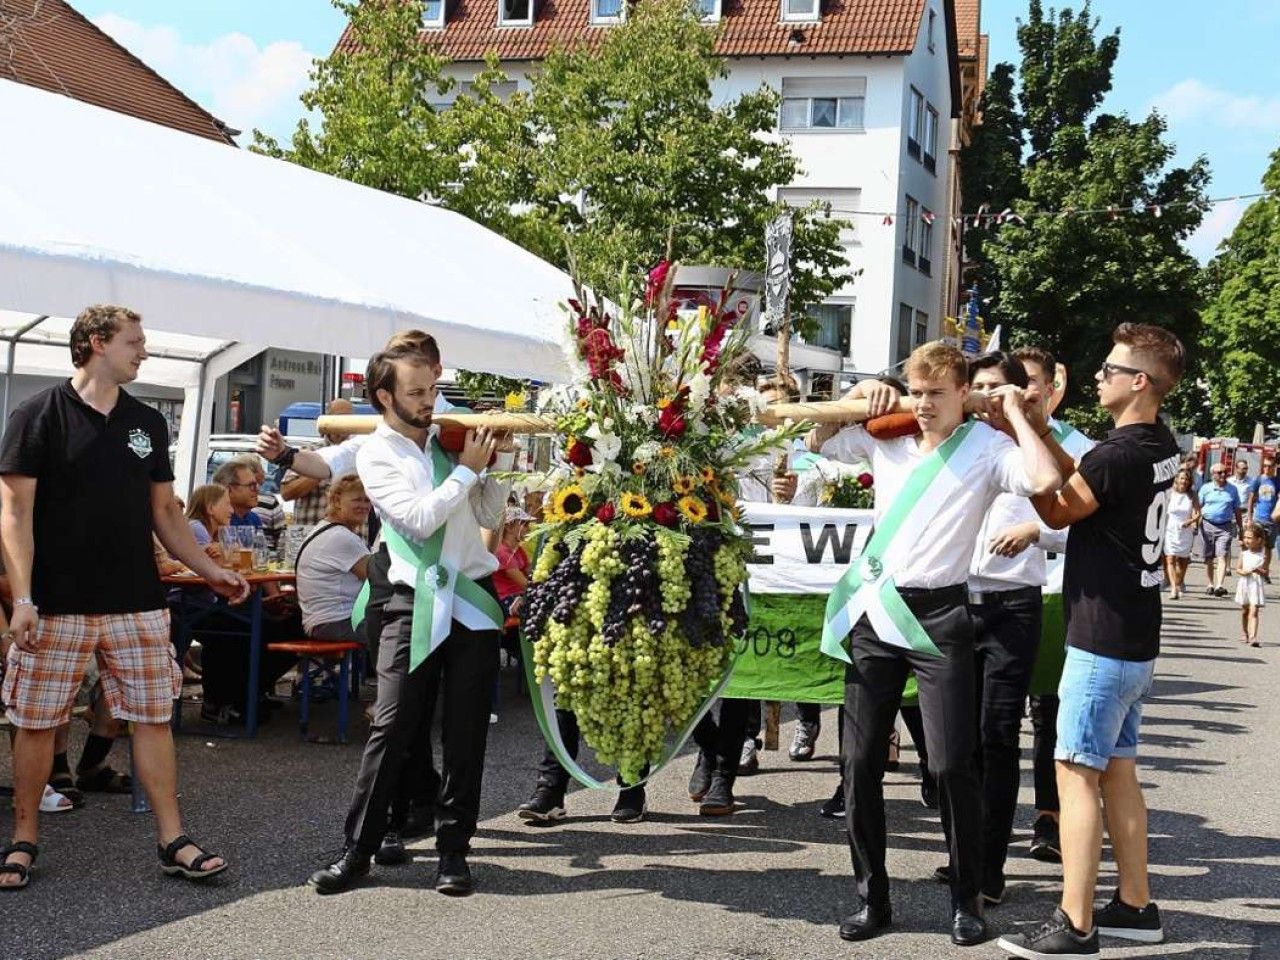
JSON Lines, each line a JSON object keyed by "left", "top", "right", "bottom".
{"left": 0, "top": 78, "right": 574, "bottom": 493}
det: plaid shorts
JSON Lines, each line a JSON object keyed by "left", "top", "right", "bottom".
{"left": 2, "top": 610, "right": 180, "bottom": 729}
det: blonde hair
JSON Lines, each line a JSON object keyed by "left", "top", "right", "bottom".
{"left": 904, "top": 341, "right": 968, "bottom": 387}
{"left": 185, "top": 484, "right": 230, "bottom": 532}
{"left": 326, "top": 473, "right": 366, "bottom": 510}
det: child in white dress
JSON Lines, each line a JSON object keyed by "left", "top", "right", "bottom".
{"left": 1234, "top": 524, "right": 1268, "bottom": 646}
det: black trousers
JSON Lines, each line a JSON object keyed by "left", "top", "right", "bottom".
{"left": 364, "top": 545, "right": 439, "bottom": 823}
{"left": 534, "top": 709, "right": 648, "bottom": 793}
{"left": 968, "top": 587, "right": 1043, "bottom": 884}
{"left": 692, "top": 699, "right": 750, "bottom": 776}
{"left": 841, "top": 585, "right": 981, "bottom": 907}
{"left": 1029, "top": 694, "right": 1059, "bottom": 813}
{"left": 343, "top": 585, "right": 499, "bottom": 855}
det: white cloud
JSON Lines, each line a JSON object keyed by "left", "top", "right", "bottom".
{"left": 91, "top": 13, "right": 316, "bottom": 140}
{"left": 1150, "top": 79, "right": 1280, "bottom": 133}
{"left": 1185, "top": 197, "right": 1246, "bottom": 264}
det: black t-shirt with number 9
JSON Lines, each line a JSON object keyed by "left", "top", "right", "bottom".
{"left": 1064, "top": 420, "right": 1181, "bottom": 662}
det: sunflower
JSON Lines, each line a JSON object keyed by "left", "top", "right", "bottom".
{"left": 620, "top": 492, "right": 653, "bottom": 518}
{"left": 717, "top": 488, "right": 736, "bottom": 508}
{"left": 551, "top": 485, "right": 589, "bottom": 522}
{"left": 576, "top": 398, "right": 590, "bottom": 411}
{"left": 672, "top": 475, "right": 695, "bottom": 495}
{"left": 659, "top": 446, "right": 676, "bottom": 459}
{"left": 656, "top": 397, "right": 672, "bottom": 410}
{"left": 631, "top": 462, "right": 647, "bottom": 476}
{"left": 677, "top": 495, "right": 708, "bottom": 525}
{"left": 700, "top": 466, "right": 716, "bottom": 484}
{"left": 574, "top": 467, "right": 586, "bottom": 478}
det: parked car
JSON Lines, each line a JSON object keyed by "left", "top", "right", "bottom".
{"left": 169, "top": 434, "right": 284, "bottom": 495}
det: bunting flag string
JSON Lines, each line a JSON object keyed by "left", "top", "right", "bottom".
{"left": 807, "top": 190, "right": 1274, "bottom": 228}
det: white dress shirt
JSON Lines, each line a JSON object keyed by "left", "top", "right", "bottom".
{"left": 820, "top": 421, "right": 1036, "bottom": 589}
{"left": 969, "top": 493, "right": 1047, "bottom": 591}
{"left": 356, "top": 421, "right": 510, "bottom": 589}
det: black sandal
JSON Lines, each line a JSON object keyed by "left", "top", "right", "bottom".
{"left": 76, "top": 765, "right": 132, "bottom": 794}
{"left": 0, "top": 841, "right": 38, "bottom": 891}
{"left": 158, "top": 835, "right": 228, "bottom": 881}
{"left": 49, "top": 773, "right": 85, "bottom": 807}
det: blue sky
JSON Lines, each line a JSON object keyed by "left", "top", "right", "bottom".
{"left": 74, "top": 0, "right": 1279, "bottom": 260}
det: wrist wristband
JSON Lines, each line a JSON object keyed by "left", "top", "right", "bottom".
{"left": 1037, "top": 426, "right": 1052, "bottom": 439}
{"left": 273, "top": 445, "right": 298, "bottom": 469}
{"left": 13, "top": 597, "right": 34, "bottom": 607}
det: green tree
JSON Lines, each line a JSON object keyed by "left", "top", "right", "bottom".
{"left": 1199, "top": 149, "right": 1280, "bottom": 438}
{"left": 966, "top": 1, "right": 1209, "bottom": 434}
{"left": 254, "top": 0, "right": 846, "bottom": 342}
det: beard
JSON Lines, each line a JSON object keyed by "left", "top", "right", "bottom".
{"left": 392, "top": 396, "right": 433, "bottom": 429}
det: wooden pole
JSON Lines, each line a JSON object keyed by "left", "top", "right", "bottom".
{"left": 315, "top": 396, "right": 918, "bottom": 438}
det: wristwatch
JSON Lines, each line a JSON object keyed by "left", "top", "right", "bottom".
{"left": 13, "top": 596, "right": 35, "bottom": 608}
{"left": 272, "top": 445, "right": 298, "bottom": 469}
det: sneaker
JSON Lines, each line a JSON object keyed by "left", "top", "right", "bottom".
{"left": 738, "top": 738, "right": 760, "bottom": 776}
{"left": 1093, "top": 892, "right": 1164, "bottom": 943}
{"left": 610, "top": 785, "right": 647, "bottom": 823}
{"left": 1215, "top": 586, "right": 1229, "bottom": 597}
{"left": 517, "top": 785, "right": 566, "bottom": 823}
{"left": 818, "top": 784, "right": 845, "bottom": 819}
{"left": 489, "top": 713, "right": 499, "bottom": 725}
{"left": 1204, "top": 585, "right": 1215, "bottom": 596}
{"left": 199, "top": 702, "right": 243, "bottom": 726}
{"left": 788, "top": 720, "right": 820, "bottom": 761}
{"left": 688, "top": 749, "right": 714, "bottom": 802}
{"left": 1029, "top": 813, "right": 1062, "bottom": 863}
{"left": 997, "top": 908, "right": 1098, "bottom": 959}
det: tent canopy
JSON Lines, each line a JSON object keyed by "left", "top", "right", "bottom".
{"left": 0, "top": 77, "right": 574, "bottom": 381}
{"left": 0, "top": 77, "right": 579, "bottom": 493}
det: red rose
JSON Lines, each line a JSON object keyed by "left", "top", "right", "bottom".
{"left": 595, "top": 503, "right": 616, "bottom": 524}
{"left": 566, "top": 438, "right": 593, "bottom": 468}
{"left": 857, "top": 472, "right": 874, "bottom": 488}
{"left": 653, "top": 501, "right": 679, "bottom": 527}
{"left": 657, "top": 404, "right": 686, "bottom": 437}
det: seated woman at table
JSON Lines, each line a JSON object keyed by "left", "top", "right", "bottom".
{"left": 180, "top": 485, "right": 297, "bottom": 726}
{"left": 296, "top": 473, "right": 372, "bottom": 643}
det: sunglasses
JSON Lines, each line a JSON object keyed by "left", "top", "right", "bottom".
{"left": 1100, "top": 361, "right": 1159, "bottom": 386}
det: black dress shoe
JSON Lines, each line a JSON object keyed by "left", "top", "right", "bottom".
{"left": 698, "top": 773, "right": 736, "bottom": 816}
{"left": 435, "top": 851, "right": 474, "bottom": 896}
{"left": 308, "top": 846, "right": 371, "bottom": 895}
{"left": 374, "top": 830, "right": 409, "bottom": 866}
{"left": 838, "top": 900, "right": 892, "bottom": 941}
{"left": 951, "top": 900, "right": 988, "bottom": 946}
{"left": 688, "top": 749, "right": 714, "bottom": 801}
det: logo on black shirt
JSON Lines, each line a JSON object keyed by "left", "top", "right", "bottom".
{"left": 127, "top": 428, "right": 153, "bottom": 459}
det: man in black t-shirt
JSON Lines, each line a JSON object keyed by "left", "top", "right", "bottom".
{"left": 998, "top": 324, "right": 1184, "bottom": 959}
{"left": 0, "top": 305, "right": 248, "bottom": 891}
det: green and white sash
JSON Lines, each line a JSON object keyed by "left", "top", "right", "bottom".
{"left": 1050, "top": 418, "right": 1092, "bottom": 458}
{"left": 821, "top": 421, "right": 989, "bottom": 662}
{"left": 351, "top": 435, "right": 503, "bottom": 673}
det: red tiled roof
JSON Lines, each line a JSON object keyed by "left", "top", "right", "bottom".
{"left": 954, "top": 0, "right": 979, "bottom": 58}
{"left": 0, "top": 0, "right": 235, "bottom": 144}
{"left": 336, "top": 0, "right": 937, "bottom": 62}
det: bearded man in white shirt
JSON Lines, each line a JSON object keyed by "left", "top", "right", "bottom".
{"left": 809, "top": 341, "right": 1062, "bottom": 948}
{"left": 304, "top": 335, "right": 511, "bottom": 897}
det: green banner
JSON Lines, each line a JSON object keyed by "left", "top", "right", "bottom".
{"left": 722, "top": 594, "right": 845, "bottom": 704}
{"left": 1029, "top": 591, "right": 1066, "bottom": 696}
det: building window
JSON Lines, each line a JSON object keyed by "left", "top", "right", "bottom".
{"left": 500, "top": 0, "right": 534, "bottom": 25}
{"left": 592, "top": 0, "right": 624, "bottom": 23}
{"left": 422, "top": 0, "right": 445, "bottom": 28}
{"left": 896, "top": 304, "right": 914, "bottom": 364}
{"left": 928, "top": 8, "right": 937, "bottom": 52}
{"left": 903, "top": 195, "right": 919, "bottom": 265}
{"left": 924, "top": 105, "right": 938, "bottom": 173}
{"left": 914, "top": 310, "right": 929, "bottom": 348}
{"left": 778, "top": 187, "right": 861, "bottom": 245}
{"left": 918, "top": 209, "right": 933, "bottom": 275}
{"left": 804, "top": 301, "right": 854, "bottom": 357}
{"left": 908, "top": 87, "right": 924, "bottom": 159}
{"left": 696, "top": 0, "right": 722, "bottom": 21}
{"left": 779, "top": 77, "right": 866, "bottom": 132}
{"left": 782, "top": 0, "right": 820, "bottom": 22}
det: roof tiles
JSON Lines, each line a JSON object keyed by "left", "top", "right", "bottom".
{"left": 0, "top": 0, "right": 234, "bottom": 144}
{"left": 336, "top": 0, "right": 934, "bottom": 62}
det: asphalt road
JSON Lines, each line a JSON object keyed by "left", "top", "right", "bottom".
{"left": 2, "top": 563, "right": 1277, "bottom": 960}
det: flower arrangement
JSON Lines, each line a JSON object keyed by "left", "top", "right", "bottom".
{"left": 520, "top": 263, "right": 807, "bottom": 783}
{"left": 818, "top": 468, "right": 875, "bottom": 510}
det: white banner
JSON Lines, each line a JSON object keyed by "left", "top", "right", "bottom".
{"left": 741, "top": 501, "right": 874, "bottom": 595}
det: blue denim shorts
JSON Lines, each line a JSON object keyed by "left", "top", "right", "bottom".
{"left": 1055, "top": 646, "right": 1156, "bottom": 771}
